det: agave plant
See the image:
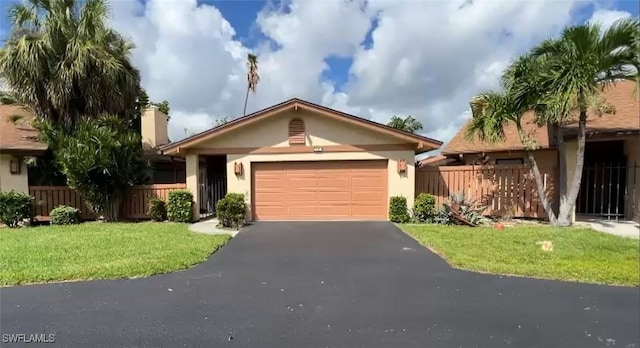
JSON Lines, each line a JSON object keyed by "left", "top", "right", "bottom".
{"left": 442, "top": 192, "right": 488, "bottom": 226}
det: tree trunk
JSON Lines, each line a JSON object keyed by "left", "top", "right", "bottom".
{"left": 242, "top": 86, "right": 250, "bottom": 116}
{"left": 517, "top": 121, "right": 558, "bottom": 224}
{"left": 103, "top": 193, "right": 122, "bottom": 222}
{"left": 556, "top": 110, "right": 588, "bottom": 226}
{"left": 526, "top": 150, "right": 558, "bottom": 224}
{"left": 554, "top": 123, "right": 567, "bottom": 208}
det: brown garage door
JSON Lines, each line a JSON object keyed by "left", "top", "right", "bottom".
{"left": 252, "top": 160, "right": 388, "bottom": 220}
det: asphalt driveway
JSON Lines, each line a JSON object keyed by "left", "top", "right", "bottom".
{"left": 1, "top": 222, "right": 638, "bottom": 348}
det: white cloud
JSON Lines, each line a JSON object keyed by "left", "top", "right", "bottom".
{"left": 588, "top": 8, "right": 632, "bottom": 30}
{"left": 108, "top": 0, "right": 600, "bottom": 153}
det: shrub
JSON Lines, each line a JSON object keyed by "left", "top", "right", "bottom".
{"left": 167, "top": 190, "right": 193, "bottom": 223}
{"left": 441, "top": 192, "right": 488, "bottom": 226}
{"left": 0, "top": 190, "right": 34, "bottom": 228}
{"left": 148, "top": 198, "right": 167, "bottom": 222}
{"left": 413, "top": 193, "right": 436, "bottom": 223}
{"left": 216, "top": 193, "right": 246, "bottom": 229}
{"left": 389, "top": 196, "right": 410, "bottom": 223}
{"left": 50, "top": 205, "right": 80, "bottom": 225}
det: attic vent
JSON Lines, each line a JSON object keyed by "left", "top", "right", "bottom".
{"left": 288, "top": 118, "right": 305, "bottom": 145}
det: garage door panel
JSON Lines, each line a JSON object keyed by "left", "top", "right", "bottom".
{"left": 254, "top": 191, "right": 286, "bottom": 202}
{"left": 287, "top": 177, "right": 318, "bottom": 189}
{"left": 286, "top": 191, "right": 318, "bottom": 201}
{"left": 318, "top": 177, "right": 350, "bottom": 188}
{"left": 351, "top": 206, "right": 386, "bottom": 218}
{"left": 316, "top": 205, "right": 351, "bottom": 217}
{"left": 352, "top": 191, "right": 385, "bottom": 202}
{"left": 287, "top": 206, "right": 319, "bottom": 216}
{"left": 317, "top": 191, "right": 351, "bottom": 202}
{"left": 352, "top": 177, "right": 384, "bottom": 188}
{"left": 252, "top": 160, "right": 388, "bottom": 220}
{"left": 256, "top": 178, "right": 285, "bottom": 189}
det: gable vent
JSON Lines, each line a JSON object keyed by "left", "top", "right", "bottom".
{"left": 288, "top": 118, "right": 305, "bottom": 145}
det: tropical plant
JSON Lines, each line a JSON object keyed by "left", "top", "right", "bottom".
{"left": 387, "top": 115, "right": 423, "bottom": 133}
{"left": 442, "top": 192, "right": 487, "bottom": 226}
{"left": 0, "top": 0, "right": 141, "bottom": 134}
{"left": 243, "top": 53, "right": 260, "bottom": 116}
{"left": 0, "top": 190, "right": 34, "bottom": 228}
{"left": 152, "top": 100, "right": 170, "bottom": 117}
{"left": 43, "top": 114, "right": 151, "bottom": 221}
{"left": 466, "top": 18, "right": 639, "bottom": 226}
{"left": 213, "top": 116, "right": 229, "bottom": 127}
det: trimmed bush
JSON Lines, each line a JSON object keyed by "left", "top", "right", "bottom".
{"left": 0, "top": 190, "right": 34, "bottom": 228}
{"left": 50, "top": 205, "right": 80, "bottom": 225}
{"left": 167, "top": 190, "right": 193, "bottom": 223}
{"left": 216, "top": 193, "right": 246, "bottom": 229}
{"left": 389, "top": 196, "right": 410, "bottom": 223}
{"left": 413, "top": 193, "right": 436, "bottom": 223}
{"left": 148, "top": 198, "right": 167, "bottom": 222}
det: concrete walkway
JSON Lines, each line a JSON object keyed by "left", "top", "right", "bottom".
{"left": 188, "top": 218, "right": 239, "bottom": 237}
{"left": 577, "top": 217, "right": 640, "bottom": 239}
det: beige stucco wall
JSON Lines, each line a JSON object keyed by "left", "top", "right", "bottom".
{"left": 141, "top": 107, "right": 169, "bottom": 149}
{"left": 185, "top": 109, "right": 418, "bottom": 221}
{"left": 624, "top": 137, "right": 639, "bottom": 221}
{"left": 0, "top": 154, "right": 29, "bottom": 194}
{"left": 196, "top": 109, "right": 406, "bottom": 149}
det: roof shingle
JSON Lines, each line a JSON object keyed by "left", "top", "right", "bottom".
{"left": 443, "top": 80, "right": 639, "bottom": 155}
{"left": 0, "top": 105, "right": 47, "bottom": 153}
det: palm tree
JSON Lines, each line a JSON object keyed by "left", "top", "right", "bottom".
{"left": 467, "top": 18, "right": 639, "bottom": 226}
{"left": 0, "top": 0, "right": 141, "bottom": 133}
{"left": 387, "top": 115, "right": 423, "bottom": 133}
{"left": 243, "top": 53, "right": 260, "bottom": 116}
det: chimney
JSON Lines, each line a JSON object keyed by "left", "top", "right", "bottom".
{"left": 141, "top": 106, "right": 169, "bottom": 149}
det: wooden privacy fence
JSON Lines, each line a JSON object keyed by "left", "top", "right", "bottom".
{"left": 416, "top": 165, "right": 557, "bottom": 218}
{"left": 29, "top": 184, "right": 187, "bottom": 221}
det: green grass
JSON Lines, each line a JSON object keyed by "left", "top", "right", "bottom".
{"left": 0, "top": 222, "right": 230, "bottom": 286}
{"left": 400, "top": 224, "right": 640, "bottom": 286}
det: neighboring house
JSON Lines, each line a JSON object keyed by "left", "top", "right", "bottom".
{"left": 0, "top": 105, "right": 48, "bottom": 193}
{"left": 160, "top": 98, "right": 443, "bottom": 222}
{"left": 0, "top": 104, "right": 185, "bottom": 194}
{"left": 424, "top": 80, "right": 639, "bottom": 222}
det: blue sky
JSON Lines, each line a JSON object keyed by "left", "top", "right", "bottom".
{"left": 0, "top": 0, "right": 638, "bottom": 145}
{"left": 1, "top": 0, "right": 636, "bottom": 94}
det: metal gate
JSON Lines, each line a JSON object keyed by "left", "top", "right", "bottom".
{"left": 198, "top": 171, "right": 227, "bottom": 219}
{"left": 577, "top": 163, "right": 637, "bottom": 220}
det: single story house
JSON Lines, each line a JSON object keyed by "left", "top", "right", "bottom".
{"left": 0, "top": 104, "right": 185, "bottom": 193}
{"left": 160, "top": 98, "right": 442, "bottom": 221}
{"left": 424, "top": 80, "right": 639, "bottom": 222}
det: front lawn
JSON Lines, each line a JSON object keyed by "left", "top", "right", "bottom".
{"left": 0, "top": 222, "right": 230, "bottom": 286}
{"left": 400, "top": 224, "right": 639, "bottom": 286}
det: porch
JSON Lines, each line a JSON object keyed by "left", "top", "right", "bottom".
{"left": 189, "top": 154, "right": 228, "bottom": 220}
{"left": 574, "top": 139, "right": 639, "bottom": 222}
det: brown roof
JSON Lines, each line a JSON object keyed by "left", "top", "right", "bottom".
{"left": 0, "top": 105, "right": 47, "bottom": 153}
{"left": 417, "top": 155, "right": 456, "bottom": 167}
{"left": 160, "top": 98, "right": 443, "bottom": 155}
{"left": 443, "top": 80, "right": 639, "bottom": 155}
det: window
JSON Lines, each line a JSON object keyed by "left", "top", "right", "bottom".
{"left": 288, "top": 118, "right": 305, "bottom": 145}
{"left": 495, "top": 158, "right": 524, "bottom": 165}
